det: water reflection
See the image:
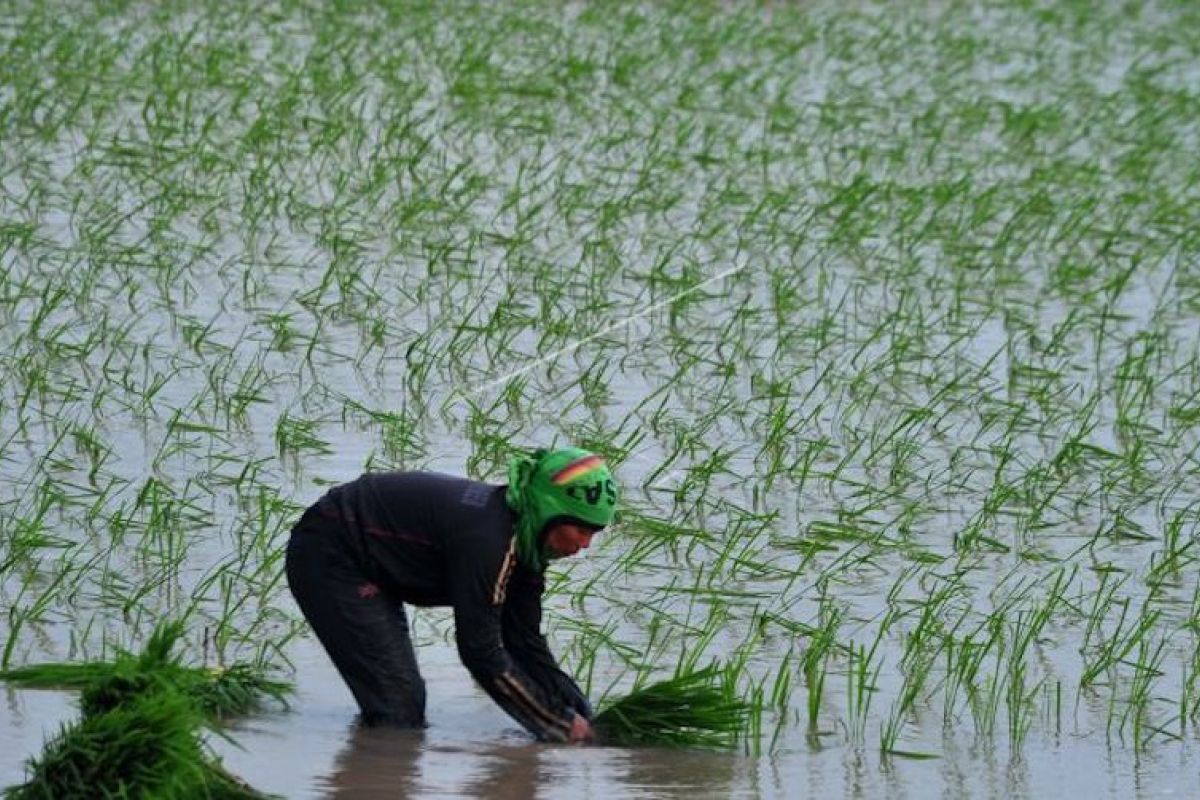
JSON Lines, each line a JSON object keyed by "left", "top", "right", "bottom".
{"left": 459, "top": 743, "right": 542, "bottom": 799}
{"left": 321, "top": 724, "right": 424, "bottom": 798}
{"left": 320, "top": 721, "right": 745, "bottom": 799}
{"left": 610, "top": 745, "right": 742, "bottom": 799}
{"left": 322, "top": 724, "right": 549, "bottom": 799}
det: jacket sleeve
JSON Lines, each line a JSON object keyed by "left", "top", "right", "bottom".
{"left": 501, "top": 567, "right": 593, "bottom": 719}
{"left": 447, "top": 537, "right": 579, "bottom": 742}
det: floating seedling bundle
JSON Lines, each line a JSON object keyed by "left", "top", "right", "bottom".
{"left": 593, "top": 665, "right": 751, "bottom": 749}
{"left": 1, "top": 622, "right": 290, "bottom": 799}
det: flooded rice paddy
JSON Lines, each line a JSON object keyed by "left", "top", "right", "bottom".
{"left": 2, "top": 0, "right": 1200, "bottom": 796}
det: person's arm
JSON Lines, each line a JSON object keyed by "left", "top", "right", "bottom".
{"left": 448, "top": 538, "right": 580, "bottom": 742}
{"left": 501, "top": 567, "right": 593, "bottom": 719}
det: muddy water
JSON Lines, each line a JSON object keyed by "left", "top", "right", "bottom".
{"left": 205, "top": 661, "right": 1200, "bottom": 800}
{"left": 5, "top": 631, "right": 1195, "bottom": 799}
{"left": 211, "top": 638, "right": 1200, "bottom": 798}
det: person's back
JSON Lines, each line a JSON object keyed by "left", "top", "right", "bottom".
{"left": 313, "top": 471, "right": 514, "bottom": 607}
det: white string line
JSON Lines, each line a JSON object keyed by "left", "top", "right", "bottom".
{"left": 462, "top": 262, "right": 749, "bottom": 397}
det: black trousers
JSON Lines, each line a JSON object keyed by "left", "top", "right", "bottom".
{"left": 285, "top": 508, "right": 427, "bottom": 727}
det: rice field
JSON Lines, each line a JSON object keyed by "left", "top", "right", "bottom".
{"left": 2, "top": 0, "right": 1199, "bottom": 796}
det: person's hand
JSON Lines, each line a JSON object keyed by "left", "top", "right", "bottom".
{"left": 568, "top": 713, "right": 593, "bottom": 744}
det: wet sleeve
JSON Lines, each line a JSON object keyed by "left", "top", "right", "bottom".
{"left": 447, "top": 536, "right": 578, "bottom": 742}
{"left": 501, "top": 570, "right": 593, "bottom": 719}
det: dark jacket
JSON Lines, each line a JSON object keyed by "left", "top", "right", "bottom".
{"left": 314, "top": 471, "right": 591, "bottom": 741}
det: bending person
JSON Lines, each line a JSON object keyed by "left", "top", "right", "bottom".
{"left": 285, "top": 447, "right": 618, "bottom": 743}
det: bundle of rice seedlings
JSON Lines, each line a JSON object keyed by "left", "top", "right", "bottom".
{"left": 0, "top": 621, "right": 291, "bottom": 720}
{"left": 75, "top": 661, "right": 291, "bottom": 720}
{"left": 592, "top": 665, "right": 751, "bottom": 749}
{"left": 4, "top": 689, "right": 269, "bottom": 800}
{"left": 1, "top": 622, "right": 288, "bottom": 799}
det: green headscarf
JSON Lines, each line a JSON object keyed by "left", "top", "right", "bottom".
{"left": 505, "top": 447, "right": 619, "bottom": 571}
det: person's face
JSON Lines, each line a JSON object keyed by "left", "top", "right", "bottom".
{"left": 543, "top": 522, "right": 599, "bottom": 559}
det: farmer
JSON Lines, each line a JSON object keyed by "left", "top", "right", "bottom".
{"left": 285, "top": 447, "right": 618, "bottom": 744}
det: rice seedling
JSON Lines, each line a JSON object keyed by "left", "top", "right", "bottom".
{"left": 801, "top": 593, "right": 842, "bottom": 735}
{"left": 1118, "top": 634, "right": 1172, "bottom": 750}
{"left": 1080, "top": 598, "right": 1161, "bottom": 693}
{"left": 844, "top": 609, "right": 892, "bottom": 744}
